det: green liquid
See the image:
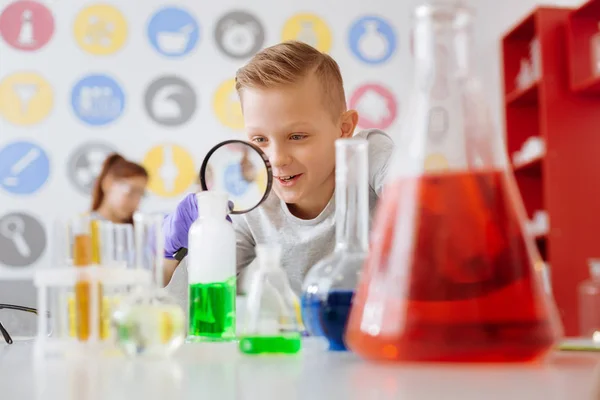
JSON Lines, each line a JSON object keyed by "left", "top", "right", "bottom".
{"left": 188, "top": 277, "right": 236, "bottom": 341}
{"left": 239, "top": 333, "right": 302, "bottom": 355}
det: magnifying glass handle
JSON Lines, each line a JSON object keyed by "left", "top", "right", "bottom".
{"left": 173, "top": 247, "right": 188, "bottom": 261}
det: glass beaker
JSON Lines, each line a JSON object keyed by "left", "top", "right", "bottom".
{"left": 579, "top": 259, "right": 600, "bottom": 341}
{"left": 301, "top": 139, "right": 369, "bottom": 351}
{"left": 111, "top": 213, "right": 185, "bottom": 357}
{"left": 345, "top": 1, "right": 562, "bottom": 363}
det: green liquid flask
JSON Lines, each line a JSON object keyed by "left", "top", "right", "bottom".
{"left": 239, "top": 244, "right": 303, "bottom": 355}
{"left": 187, "top": 192, "right": 237, "bottom": 342}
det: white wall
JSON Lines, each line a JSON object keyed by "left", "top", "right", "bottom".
{"left": 0, "top": 0, "right": 587, "bottom": 306}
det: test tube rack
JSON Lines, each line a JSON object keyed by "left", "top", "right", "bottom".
{"left": 33, "top": 264, "right": 152, "bottom": 358}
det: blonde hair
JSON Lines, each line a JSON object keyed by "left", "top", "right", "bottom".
{"left": 235, "top": 41, "right": 346, "bottom": 119}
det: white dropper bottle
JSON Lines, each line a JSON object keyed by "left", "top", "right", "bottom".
{"left": 187, "top": 191, "right": 237, "bottom": 341}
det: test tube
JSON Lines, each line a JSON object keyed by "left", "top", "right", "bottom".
{"left": 133, "top": 213, "right": 164, "bottom": 288}
{"left": 71, "top": 215, "right": 92, "bottom": 341}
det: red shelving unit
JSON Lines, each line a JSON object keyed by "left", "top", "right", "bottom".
{"left": 567, "top": 0, "right": 600, "bottom": 93}
{"left": 502, "top": 4, "right": 600, "bottom": 336}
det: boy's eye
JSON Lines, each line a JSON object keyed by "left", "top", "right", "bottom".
{"left": 290, "top": 134, "right": 306, "bottom": 141}
{"left": 252, "top": 137, "right": 266, "bottom": 143}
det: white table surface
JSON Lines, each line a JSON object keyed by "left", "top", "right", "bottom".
{"left": 1, "top": 340, "right": 600, "bottom": 400}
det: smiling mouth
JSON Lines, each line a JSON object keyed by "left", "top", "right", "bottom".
{"left": 275, "top": 174, "right": 303, "bottom": 185}
{"left": 277, "top": 175, "right": 298, "bottom": 182}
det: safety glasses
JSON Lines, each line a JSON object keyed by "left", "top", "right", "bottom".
{"left": 0, "top": 304, "right": 49, "bottom": 345}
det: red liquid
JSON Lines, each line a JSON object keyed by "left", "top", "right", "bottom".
{"left": 346, "top": 170, "right": 560, "bottom": 363}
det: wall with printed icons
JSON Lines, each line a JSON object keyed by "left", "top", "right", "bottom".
{"left": 0, "top": 0, "right": 412, "bottom": 285}
{"left": 2, "top": 0, "right": 579, "bottom": 301}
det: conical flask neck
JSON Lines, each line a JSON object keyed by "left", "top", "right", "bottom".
{"left": 334, "top": 140, "right": 369, "bottom": 253}
{"left": 413, "top": 2, "right": 474, "bottom": 80}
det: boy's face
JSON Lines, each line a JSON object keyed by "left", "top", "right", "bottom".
{"left": 241, "top": 73, "right": 357, "bottom": 217}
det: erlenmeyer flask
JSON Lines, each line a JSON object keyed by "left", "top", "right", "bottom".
{"left": 345, "top": 1, "right": 563, "bottom": 363}
{"left": 239, "top": 244, "right": 303, "bottom": 355}
{"left": 301, "top": 139, "right": 369, "bottom": 351}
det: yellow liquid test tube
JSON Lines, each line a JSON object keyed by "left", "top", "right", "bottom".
{"left": 73, "top": 231, "right": 92, "bottom": 341}
{"left": 70, "top": 218, "right": 107, "bottom": 341}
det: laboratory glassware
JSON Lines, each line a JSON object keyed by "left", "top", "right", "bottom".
{"left": 187, "top": 191, "right": 237, "bottom": 342}
{"left": 345, "top": 0, "right": 563, "bottom": 363}
{"left": 239, "top": 244, "right": 302, "bottom": 355}
{"left": 301, "top": 138, "right": 369, "bottom": 351}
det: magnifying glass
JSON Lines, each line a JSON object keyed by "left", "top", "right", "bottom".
{"left": 0, "top": 216, "right": 31, "bottom": 258}
{"left": 172, "top": 140, "right": 273, "bottom": 261}
{"left": 199, "top": 140, "right": 273, "bottom": 214}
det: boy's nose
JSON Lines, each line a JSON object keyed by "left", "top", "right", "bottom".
{"left": 268, "top": 148, "right": 292, "bottom": 169}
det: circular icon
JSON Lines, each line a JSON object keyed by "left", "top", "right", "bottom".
{"left": 143, "top": 144, "right": 195, "bottom": 198}
{"left": 281, "top": 13, "right": 332, "bottom": 52}
{"left": 73, "top": 4, "right": 127, "bottom": 55}
{"left": 71, "top": 74, "right": 125, "bottom": 126}
{"left": 213, "top": 79, "right": 243, "bottom": 130}
{"left": 214, "top": 10, "right": 265, "bottom": 59}
{"left": 0, "top": 0, "right": 54, "bottom": 51}
{"left": 0, "top": 212, "right": 46, "bottom": 267}
{"left": 348, "top": 15, "right": 396, "bottom": 64}
{"left": 349, "top": 83, "right": 398, "bottom": 130}
{"left": 424, "top": 154, "right": 449, "bottom": 172}
{"left": 0, "top": 72, "right": 53, "bottom": 125}
{"left": 67, "top": 142, "right": 118, "bottom": 194}
{"left": 0, "top": 141, "right": 50, "bottom": 195}
{"left": 145, "top": 76, "right": 197, "bottom": 127}
{"left": 147, "top": 6, "right": 200, "bottom": 57}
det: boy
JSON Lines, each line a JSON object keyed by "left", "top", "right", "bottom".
{"left": 162, "top": 41, "right": 394, "bottom": 301}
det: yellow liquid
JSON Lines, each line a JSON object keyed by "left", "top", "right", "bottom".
{"left": 68, "top": 295, "right": 119, "bottom": 339}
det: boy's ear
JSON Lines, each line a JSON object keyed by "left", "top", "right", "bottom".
{"left": 340, "top": 110, "right": 359, "bottom": 139}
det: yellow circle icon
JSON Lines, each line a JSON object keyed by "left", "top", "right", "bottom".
{"left": 424, "top": 154, "right": 450, "bottom": 172}
{"left": 0, "top": 72, "right": 53, "bottom": 125}
{"left": 213, "top": 79, "right": 244, "bottom": 131}
{"left": 74, "top": 4, "right": 128, "bottom": 55}
{"left": 282, "top": 13, "right": 332, "bottom": 53}
{"left": 143, "top": 144, "right": 195, "bottom": 198}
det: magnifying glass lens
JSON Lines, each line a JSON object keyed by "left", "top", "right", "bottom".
{"left": 199, "top": 141, "right": 273, "bottom": 215}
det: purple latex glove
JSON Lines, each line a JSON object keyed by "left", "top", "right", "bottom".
{"left": 163, "top": 193, "right": 233, "bottom": 259}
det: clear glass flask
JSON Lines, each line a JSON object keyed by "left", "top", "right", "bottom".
{"left": 239, "top": 244, "right": 302, "bottom": 355}
{"left": 579, "top": 259, "right": 600, "bottom": 341}
{"left": 301, "top": 138, "right": 369, "bottom": 351}
{"left": 187, "top": 192, "right": 237, "bottom": 342}
{"left": 345, "top": 1, "right": 562, "bottom": 363}
{"left": 111, "top": 213, "right": 185, "bottom": 357}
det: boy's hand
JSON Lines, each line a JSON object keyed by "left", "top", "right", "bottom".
{"left": 163, "top": 193, "right": 233, "bottom": 260}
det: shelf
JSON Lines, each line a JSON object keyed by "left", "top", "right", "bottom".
{"left": 571, "top": 0, "right": 600, "bottom": 18}
{"left": 566, "top": 0, "right": 600, "bottom": 94}
{"left": 513, "top": 154, "right": 543, "bottom": 175}
{"left": 506, "top": 81, "right": 539, "bottom": 106}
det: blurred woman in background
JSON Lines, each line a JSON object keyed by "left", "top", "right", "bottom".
{"left": 90, "top": 153, "right": 149, "bottom": 224}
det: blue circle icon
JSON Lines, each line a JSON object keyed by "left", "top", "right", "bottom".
{"left": 147, "top": 7, "right": 200, "bottom": 57}
{"left": 71, "top": 74, "right": 125, "bottom": 126}
{"left": 0, "top": 141, "right": 50, "bottom": 195}
{"left": 348, "top": 16, "right": 396, "bottom": 65}
{"left": 224, "top": 163, "right": 249, "bottom": 196}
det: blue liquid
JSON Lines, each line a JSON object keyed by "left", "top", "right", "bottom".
{"left": 301, "top": 290, "right": 354, "bottom": 351}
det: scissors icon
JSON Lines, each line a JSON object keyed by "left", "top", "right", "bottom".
{"left": 0, "top": 216, "right": 31, "bottom": 258}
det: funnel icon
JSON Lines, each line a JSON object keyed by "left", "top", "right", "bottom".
{"left": 13, "top": 83, "right": 39, "bottom": 114}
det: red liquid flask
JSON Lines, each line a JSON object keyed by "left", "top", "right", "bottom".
{"left": 345, "top": 1, "right": 562, "bottom": 363}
